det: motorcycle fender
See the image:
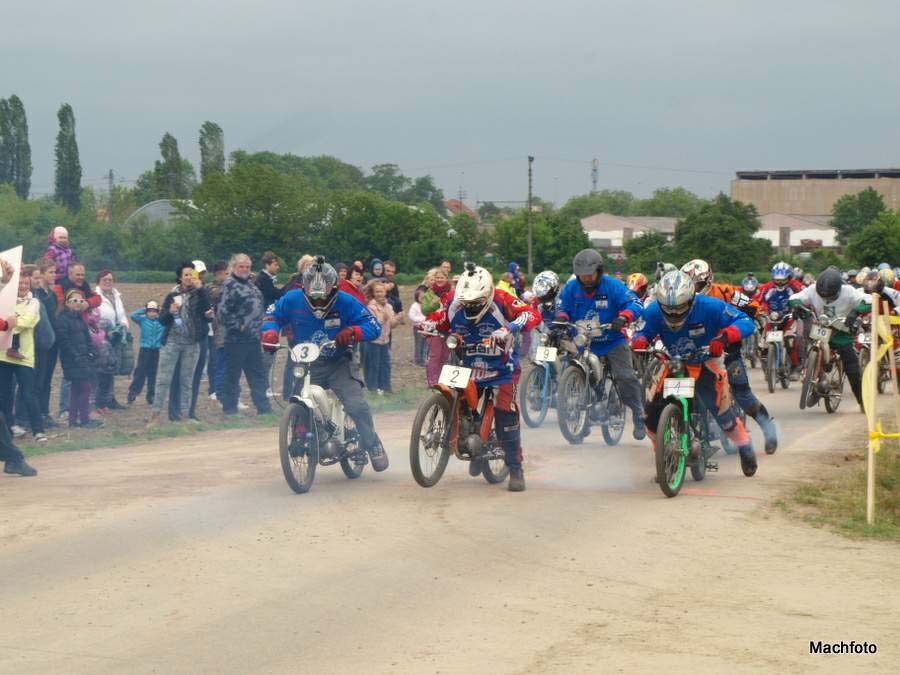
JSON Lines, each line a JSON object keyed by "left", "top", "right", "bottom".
{"left": 289, "top": 394, "right": 316, "bottom": 408}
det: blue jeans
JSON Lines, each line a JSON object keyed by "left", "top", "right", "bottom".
{"left": 221, "top": 340, "right": 270, "bottom": 415}
{"left": 363, "top": 343, "right": 392, "bottom": 392}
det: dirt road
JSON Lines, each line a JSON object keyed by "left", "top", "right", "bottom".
{"left": 1, "top": 387, "right": 898, "bottom": 673}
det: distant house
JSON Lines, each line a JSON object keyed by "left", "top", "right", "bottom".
{"left": 444, "top": 199, "right": 479, "bottom": 221}
{"left": 579, "top": 213, "right": 678, "bottom": 254}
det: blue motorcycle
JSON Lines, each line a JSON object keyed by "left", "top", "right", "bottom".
{"left": 519, "top": 328, "right": 568, "bottom": 428}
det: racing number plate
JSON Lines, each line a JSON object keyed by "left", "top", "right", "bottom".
{"left": 811, "top": 325, "right": 832, "bottom": 342}
{"left": 439, "top": 365, "right": 472, "bottom": 388}
{"left": 533, "top": 346, "right": 558, "bottom": 363}
{"left": 765, "top": 330, "right": 784, "bottom": 343}
{"left": 663, "top": 378, "right": 695, "bottom": 399}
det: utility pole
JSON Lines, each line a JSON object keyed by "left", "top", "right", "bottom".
{"left": 108, "top": 169, "right": 114, "bottom": 200}
{"left": 591, "top": 157, "right": 599, "bottom": 194}
{"left": 527, "top": 156, "right": 534, "bottom": 275}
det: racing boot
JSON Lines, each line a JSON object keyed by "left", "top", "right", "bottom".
{"left": 754, "top": 404, "right": 778, "bottom": 455}
{"left": 367, "top": 438, "right": 389, "bottom": 472}
{"left": 632, "top": 410, "right": 647, "bottom": 441}
{"left": 738, "top": 445, "right": 758, "bottom": 477}
{"left": 508, "top": 466, "right": 526, "bottom": 492}
{"left": 724, "top": 418, "right": 757, "bottom": 477}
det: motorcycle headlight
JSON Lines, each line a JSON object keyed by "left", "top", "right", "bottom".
{"left": 293, "top": 365, "right": 307, "bottom": 379}
{"left": 574, "top": 333, "right": 587, "bottom": 348}
{"left": 446, "top": 334, "right": 459, "bottom": 349}
{"left": 770, "top": 311, "right": 780, "bottom": 322}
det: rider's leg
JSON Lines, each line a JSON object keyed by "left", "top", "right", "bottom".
{"left": 605, "top": 342, "right": 646, "bottom": 438}
{"left": 725, "top": 355, "right": 777, "bottom": 453}
{"left": 697, "top": 365, "right": 756, "bottom": 476}
{"left": 644, "top": 393, "right": 665, "bottom": 452}
{"left": 494, "top": 382, "right": 525, "bottom": 491}
{"left": 835, "top": 343, "right": 864, "bottom": 411}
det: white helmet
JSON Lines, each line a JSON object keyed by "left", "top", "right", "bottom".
{"left": 455, "top": 262, "right": 494, "bottom": 322}
{"left": 655, "top": 261, "right": 677, "bottom": 282}
{"left": 680, "top": 259, "right": 713, "bottom": 294}
{"left": 656, "top": 270, "right": 696, "bottom": 331}
{"left": 532, "top": 270, "right": 559, "bottom": 303}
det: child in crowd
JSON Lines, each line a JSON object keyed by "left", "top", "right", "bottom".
{"left": 55, "top": 289, "right": 102, "bottom": 428}
{"left": 365, "top": 281, "right": 401, "bottom": 394}
{"left": 127, "top": 300, "right": 164, "bottom": 404}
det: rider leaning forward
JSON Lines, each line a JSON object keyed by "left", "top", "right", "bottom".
{"left": 633, "top": 270, "right": 759, "bottom": 477}
{"left": 261, "top": 257, "right": 390, "bottom": 472}
{"left": 424, "top": 263, "right": 541, "bottom": 491}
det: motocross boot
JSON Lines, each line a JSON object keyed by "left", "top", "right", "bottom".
{"left": 739, "top": 446, "right": 758, "bottom": 477}
{"left": 367, "top": 438, "right": 389, "bottom": 472}
{"left": 508, "top": 466, "right": 526, "bottom": 492}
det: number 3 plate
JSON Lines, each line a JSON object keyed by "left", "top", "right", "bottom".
{"left": 533, "top": 346, "right": 558, "bottom": 363}
{"left": 663, "top": 378, "right": 695, "bottom": 398}
{"left": 439, "top": 365, "right": 472, "bottom": 388}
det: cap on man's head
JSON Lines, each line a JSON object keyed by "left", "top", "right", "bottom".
{"left": 192, "top": 260, "right": 207, "bottom": 274}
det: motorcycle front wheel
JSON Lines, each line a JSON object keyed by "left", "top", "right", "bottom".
{"left": 520, "top": 366, "right": 550, "bottom": 428}
{"left": 766, "top": 343, "right": 777, "bottom": 394}
{"left": 279, "top": 403, "right": 318, "bottom": 494}
{"left": 656, "top": 402, "right": 687, "bottom": 498}
{"left": 340, "top": 415, "right": 366, "bottom": 479}
{"left": 556, "top": 366, "right": 589, "bottom": 444}
{"left": 601, "top": 380, "right": 625, "bottom": 446}
{"left": 409, "top": 393, "right": 452, "bottom": 487}
{"left": 824, "top": 358, "right": 844, "bottom": 414}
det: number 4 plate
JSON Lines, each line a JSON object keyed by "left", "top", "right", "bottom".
{"left": 439, "top": 365, "right": 472, "bottom": 388}
{"left": 663, "top": 378, "right": 695, "bottom": 399}
{"left": 533, "top": 346, "right": 558, "bottom": 363}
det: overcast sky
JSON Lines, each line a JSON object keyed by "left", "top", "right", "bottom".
{"left": 4, "top": 0, "right": 899, "bottom": 206}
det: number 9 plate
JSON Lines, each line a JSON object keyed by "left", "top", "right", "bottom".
{"left": 533, "top": 346, "right": 558, "bottom": 363}
{"left": 438, "top": 365, "right": 472, "bottom": 388}
{"left": 663, "top": 377, "right": 695, "bottom": 399}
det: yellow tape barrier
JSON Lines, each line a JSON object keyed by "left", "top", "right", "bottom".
{"left": 863, "top": 313, "right": 900, "bottom": 454}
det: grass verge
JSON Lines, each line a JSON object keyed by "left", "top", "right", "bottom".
{"left": 19, "top": 387, "right": 423, "bottom": 458}
{"left": 779, "top": 443, "right": 900, "bottom": 541}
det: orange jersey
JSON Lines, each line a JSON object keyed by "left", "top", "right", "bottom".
{"left": 705, "top": 282, "right": 760, "bottom": 317}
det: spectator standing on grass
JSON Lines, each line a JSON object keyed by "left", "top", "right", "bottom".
{"left": 148, "top": 262, "right": 212, "bottom": 426}
{"left": 217, "top": 253, "right": 272, "bottom": 417}
{"left": 0, "top": 264, "right": 47, "bottom": 442}
{"left": 383, "top": 260, "right": 402, "bottom": 314}
{"left": 256, "top": 251, "right": 284, "bottom": 399}
{"left": 335, "top": 262, "right": 349, "bottom": 281}
{"left": 207, "top": 260, "right": 231, "bottom": 402}
{"left": 422, "top": 267, "right": 453, "bottom": 386}
{"left": 55, "top": 288, "right": 102, "bottom": 429}
{"left": 44, "top": 226, "right": 75, "bottom": 284}
{"left": 341, "top": 263, "right": 370, "bottom": 371}
{"left": 94, "top": 270, "right": 129, "bottom": 412}
{"left": 0, "top": 263, "right": 37, "bottom": 476}
{"left": 365, "top": 280, "right": 401, "bottom": 394}
{"left": 185, "top": 260, "right": 215, "bottom": 419}
{"left": 31, "top": 258, "right": 58, "bottom": 427}
{"left": 127, "top": 301, "right": 163, "bottom": 405}
{"left": 440, "top": 260, "right": 452, "bottom": 277}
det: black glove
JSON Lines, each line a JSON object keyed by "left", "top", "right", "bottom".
{"left": 845, "top": 310, "right": 859, "bottom": 332}
{"left": 610, "top": 315, "right": 628, "bottom": 332}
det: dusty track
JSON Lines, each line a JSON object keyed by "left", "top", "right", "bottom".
{"left": 1, "top": 387, "right": 898, "bottom": 673}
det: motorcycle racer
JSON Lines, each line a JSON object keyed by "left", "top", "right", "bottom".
{"left": 633, "top": 270, "right": 759, "bottom": 477}
{"left": 425, "top": 263, "right": 541, "bottom": 491}
{"left": 680, "top": 259, "right": 777, "bottom": 453}
{"left": 556, "top": 249, "right": 646, "bottom": 440}
{"left": 755, "top": 261, "right": 805, "bottom": 372}
{"left": 260, "top": 257, "right": 389, "bottom": 471}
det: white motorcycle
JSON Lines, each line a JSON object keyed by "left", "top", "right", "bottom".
{"left": 277, "top": 341, "right": 369, "bottom": 493}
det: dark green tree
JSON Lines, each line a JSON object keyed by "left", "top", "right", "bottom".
{"left": 54, "top": 103, "right": 82, "bottom": 212}
{"left": 229, "top": 151, "right": 366, "bottom": 191}
{"left": 623, "top": 230, "right": 674, "bottom": 275}
{"left": 402, "top": 175, "right": 445, "bottom": 213}
{"left": 845, "top": 211, "right": 900, "bottom": 267}
{"left": 673, "top": 194, "right": 771, "bottom": 273}
{"left": 134, "top": 133, "right": 196, "bottom": 204}
{"left": 199, "top": 121, "right": 225, "bottom": 180}
{"left": 632, "top": 187, "right": 705, "bottom": 218}
{"left": 493, "top": 209, "right": 553, "bottom": 270}
{"left": 0, "top": 99, "right": 11, "bottom": 185}
{"left": 544, "top": 213, "right": 591, "bottom": 271}
{"left": 477, "top": 201, "right": 502, "bottom": 221}
{"left": 831, "top": 187, "right": 887, "bottom": 244}
{"left": 366, "top": 163, "right": 411, "bottom": 201}
{"left": 557, "top": 189, "right": 635, "bottom": 221}
{"left": 8, "top": 96, "right": 31, "bottom": 199}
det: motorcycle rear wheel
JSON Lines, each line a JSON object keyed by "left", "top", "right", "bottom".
{"left": 656, "top": 403, "right": 687, "bottom": 497}
{"left": 409, "top": 393, "right": 452, "bottom": 487}
{"left": 279, "top": 403, "right": 318, "bottom": 494}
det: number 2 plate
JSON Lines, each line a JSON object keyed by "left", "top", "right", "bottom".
{"left": 439, "top": 365, "right": 472, "bottom": 388}
{"left": 663, "top": 378, "right": 695, "bottom": 399}
{"left": 811, "top": 325, "right": 832, "bottom": 342}
{"left": 533, "top": 346, "right": 558, "bottom": 363}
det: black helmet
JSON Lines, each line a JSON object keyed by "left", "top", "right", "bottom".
{"left": 302, "top": 256, "right": 339, "bottom": 319}
{"left": 815, "top": 266, "right": 843, "bottom": 303}
{"left": 573, "top": 249, "right": 603, "bottom": 290}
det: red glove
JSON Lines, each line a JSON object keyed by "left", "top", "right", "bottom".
{"left": 708, "top": 336, "right": 726, "bottom": 357}
{"left": 632, "top": 335, "right": 649, "bottom": 351}
{"left": 261, "top": 330, "right": 280, "bottom": 351}
{"left": 336, "top": 326, "right": 362, "bottom": 346}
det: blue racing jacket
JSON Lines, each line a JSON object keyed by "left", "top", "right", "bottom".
{"left": 557, "top": 275, "right": 643, "bottom": 355}
{"left": 637, "top": 295, "right": 754, "bottom": 364}
{"left": 262, "top": 289, "right": 381, "bottom": 361}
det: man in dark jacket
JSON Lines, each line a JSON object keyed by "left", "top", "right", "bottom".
{"left": 218, "top": 253, "right": 272, "bottom": 416}
{"left": 383, "top": 260, "right": 402, "bottom": 315}
{"left": 255, "top": 251, "right": 283, "bottom": 309}
{"left": 148, "top": 262, "right": 212, "bottom": 426}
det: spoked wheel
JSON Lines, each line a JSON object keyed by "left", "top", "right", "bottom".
{"left": 656, "top": 403, "right": 687, "bottom": 498}
{"left": 409, "top": 393, "right": 452, "bottom": 487}
{"left": 520, "top": 366, "right": 550, "bottom": 428}
{"left": 766, "top": 343, "right": 777, "bottom": 394}
{"left": 600, "top": 380, "right": 625, "bottom": 446}
{"left": 824, "top": 358, "right": 844, "bottom": 414}
{"left": 878, "top": 356, "right": 890, "bottom": 395}
{"left": 556, "top": 367, "right": 589, "bottom": 444}
{"left": 800, "top": 349, "right": 819, "bottom": 410}
{"left": 279, "top": 403, "right": 318, "bottom": 494}
{"left": 339, "top": 416, "right": 366, "bottom": 479}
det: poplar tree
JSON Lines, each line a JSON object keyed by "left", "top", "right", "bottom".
{"left": 54, "top": 103, "right": 82, "bottom": 211}
{"left": 199, "top": 121, "right": 225, "bottom": 181}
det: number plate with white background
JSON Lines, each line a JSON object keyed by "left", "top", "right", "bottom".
{"left": 765, "top": 330, "right": 784, "bottom": 343}
{"left": 663, "top": 378, "right": 695, "bottom": 398}
{"left": 533, "top": 346, "right": 558, "bottom": 363}
{"left": 811, "top": 325, "right": 832, "bottom": 342}
{"left": 439, "top": 365, "right": 472, "bottom": 388}
{"left": 291, "top": 343, "right": 321, "bottom": 363}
